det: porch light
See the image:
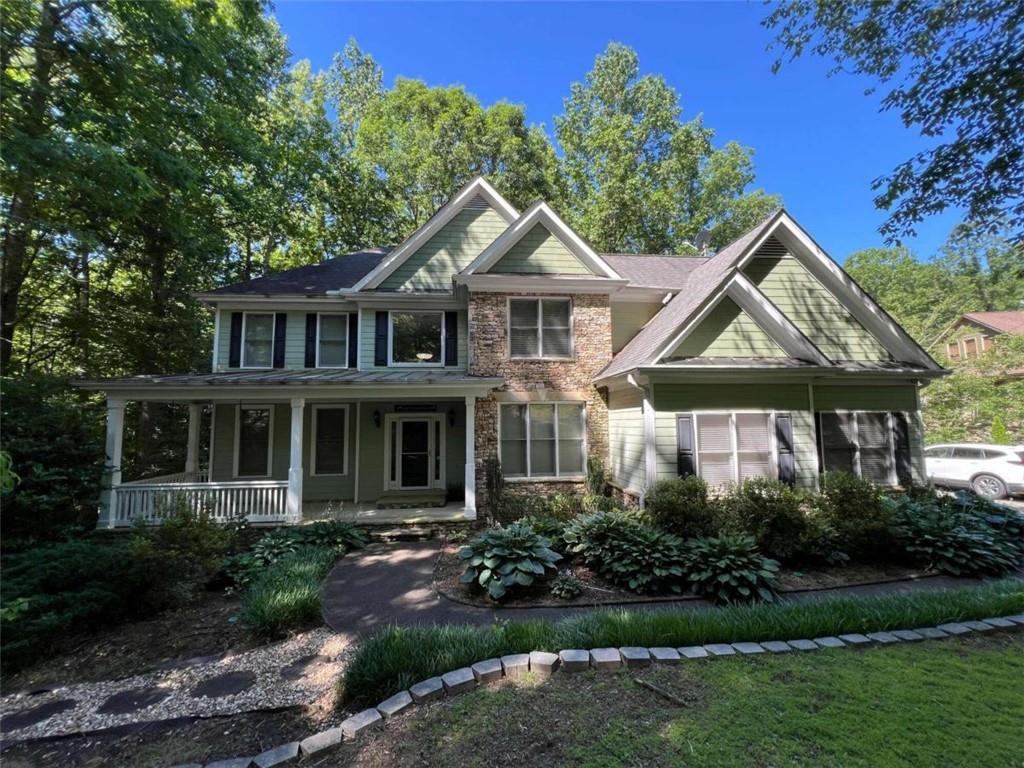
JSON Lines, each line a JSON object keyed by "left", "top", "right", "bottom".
{"left": 415, "top": 352, "right": 433, "bottom": 361}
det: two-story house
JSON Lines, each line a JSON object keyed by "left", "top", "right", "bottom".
{"left": 79, "top": 178, "right": 945, "bottom": 527}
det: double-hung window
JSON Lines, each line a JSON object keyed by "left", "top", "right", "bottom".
{"left": 818, "top": 411, "right": 896, "bottom": 484}
{"left": 390, "top": 312, "right": 443, "bottom": 365}
{"left": 242, "top": 313, "right": 274, "bottom": 368}
{"left": 317, "top": 314, "right": 349, "bottom": 368}
{"left": 499, "top": 402, "right": 585, "bottom": 478}
{"left": 312, "top": 405, "right": 348, "bottom": 475}
{"left": 509, "top": 298, "right": 572, "bottom": 358}
{"left": 694, "top": 412, "right": 774, "bottom": 486}
{"left": 235, "top": 405, "right": 273, "bottom": 477}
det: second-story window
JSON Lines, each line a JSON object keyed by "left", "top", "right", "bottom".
{"left": 390, "top": 311, "right": 443, "bottom": 365}
{"left": 317, "top": 314, "right": 349, "bottom": 367}
{"left": 242, "top": 313, "right": 275, "bottom": 368}
{"left": 509, "top": 298, "right": 572, "bottom": 359}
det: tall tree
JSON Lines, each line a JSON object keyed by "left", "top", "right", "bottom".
{"left": 555, "top": 43, "right": 780, "bottom": 254}
{"left": 764, "top": 1, "right": 1024, "bottom": 242}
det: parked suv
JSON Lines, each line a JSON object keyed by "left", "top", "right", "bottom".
{"left": 924, "top": 443, "right": 1024, "bottom": 499}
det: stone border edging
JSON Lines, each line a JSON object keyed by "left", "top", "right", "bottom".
{"left": 182, "top": 613, "right": 1024, "bottom": 768}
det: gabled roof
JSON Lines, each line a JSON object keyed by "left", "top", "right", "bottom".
{"left": 960, "top": 311, "right": 1024, "bottom": 335}
{"left": 202, "top": 248, "right": 391, "bottom": 297}
{"left": 601, "top": 254, "right": 706, "bottom": 290}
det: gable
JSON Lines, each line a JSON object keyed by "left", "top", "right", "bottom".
{"left": 379, "top": 200, "right": 509, "bottom": 291}
{"left": 666, "top": 297, "right": 786, "bottom": 359}
{"left": 742, "top": 243, "right": 891, "bottom": 361}
{"left": 488, "top": 223, "right": 594, "bottom": 275}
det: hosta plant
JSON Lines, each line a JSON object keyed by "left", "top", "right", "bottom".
{"left": 684, "top": 534, "right": 780, "bottom": 605}
{"left": 296, "top": 520, "right": 369, "bottom": 553}
{"left": 549, "top": 571, "right": 584, "bottom": 599}
{"left": 459, "top": 523, "right": 561, "bottom": 600}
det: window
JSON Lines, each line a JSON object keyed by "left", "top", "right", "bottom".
{"left": 924, "top": 446, "right": 952, "bottom": 458}
{"left": 312, "top": 405, "right": 347, "bottom": 475}
{"left": 963, "top": 337, "right": 978, "bottom": 358}
{"left": 946, "top": 342, "right": 960, "bottom": 360}
{"left": 951, "top": 446, "right": 986, "bottom": 460}
{"left": 694, "top": 412, "right": 774, "bottom": 486}
{"left": 509, "top": 298, "right": 572, "bottom": 358}
{"left": 242, "top": 313, "right": 274, "bottom": 368}
{"left": 390, "top": 312, "right": 443, "bottom": 365}
{"left": 317, "top": 314, "right": 349, "bottom": 368}
{"left": 235, "top": 405, "right": 272, "bottom": 477}
{"left": 499, "top": 402, "right": 585, "bottom": 478}
{"left": 818, "top": 411, "right": 896, "bottom": 484}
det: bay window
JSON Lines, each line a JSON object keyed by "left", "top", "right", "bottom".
{"left": 390, "top": 312, "right": 443, "bottom": 365}
{"left": 509, "top": 298, "right": 572, "bottom": 358}
{"left": 499, "top": 402, "right": 585, "bottom": 478}
{"left": 242, "top": 313, "right": 274, "bottom": 368}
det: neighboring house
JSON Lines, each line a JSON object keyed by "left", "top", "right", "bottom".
{"left": 932, "top": 311, "right": 1024, "bottom": 363}
{"left": 78, "top": 178, "right": 945, "bottom": 527}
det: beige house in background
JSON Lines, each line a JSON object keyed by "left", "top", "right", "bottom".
{"left": 931, "top": 310, "right": 1024, "bottom": 363}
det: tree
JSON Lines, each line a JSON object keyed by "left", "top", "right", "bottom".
{"left": 555, "top": 43, "right": 780, "bottom": 254}
{"left": 764, "top": 1, "right": 1024, "bottom": 242}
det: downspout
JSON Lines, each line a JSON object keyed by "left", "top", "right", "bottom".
{"left": 626, "top": 372, "right": 655, "bottom": 510}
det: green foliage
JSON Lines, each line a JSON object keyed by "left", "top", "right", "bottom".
{"left": 240, "top": 547, "right": 337, "bottom": 640}
{"left": 340, "top": 578, "right": 1024, "bottom": 705}
{"left": 815, "top": 472, "right": 894, "bottom": 560}
{"left": 514, "top": 516, "right": 569, "bottom": 547}
{"left": 586, "top": 457, "right": 607, "bottom": 497}
{"left": 684, "top": 534, "right": 780, "bottom": 605}
{"left": 549, "top": 571, "right": 584, "bottom": 600}
{"left": 296, "top": 520, "right": 369, "bottom": 553}
{"left": 458, "top": 524, "right": 562, "bottom": 601}
{"left": 0, "top": 450, "right": 18, "bottom": 493}
{"left": 224, "top": 521, "right": 368, "bottom": 588}
{"left": 991, "top": 415, "right": 1011, "bottom": 445}
{"left": 715, "top": 478, "right": 811, "bottom": 562}
{"left": 644, "top": 476, "right": 717, "bottom": 539}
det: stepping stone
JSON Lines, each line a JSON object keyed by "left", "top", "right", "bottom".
{"left": 837, "top": 633, "right": 871, "bottom": 646}
{"left": 982, "top": 617, "right": 1015, "bottom": 629}
{"left": 619, "top": 647, "right": 652, "bottom": 667}
{"left": 913, "top": 627, "right": 949, "bottom": 640}
{"left": 192, "top": 670, "right": 257, "bottom": 698}
{"left": 649, "top": 647, "right": 681, "bottom": 664}
{"left": 937, "top": 622, "right": 972, "bottom": 635}
{"left": 97, "top": 687, "right": 170, "bottom": 715}
{"left": 341, "top": 708, "right": 383, "bottom": 739}
{"left": 813, "top": 637, "right": 846, "bottom": 649}
{"left": 299, "top": 727, "right": 343, "bottom": 756}
{"left": 441, "top": 667, "right": 476, "bottom": 695}
{"left": 559, "top": 649, "right": 590, "bottom": 672}
{"left": 1, "top": 699, "right": 76, "bottom": 732}
{"left": 409, "top": 677, "right": 443, "bottom": 703}
{"left": 678, "top": 646, "right": 709, "bottom": 659}
{"left": 731, "top": 642, "right": 764, "bottom": 655}
{"left": 501, "top": 654, "right": 531, "bottom": 679}
{"left": 376, "top": 690, "right": 413, "bottom": 719}
{"left": 787, "top": 639, "right": 819, "bottom": 651}
{"left": 866, "top": 631, "right": 900, "bottom": 644}
{"left": 1003, "top": 614, "right": 1024, "bottom": 625}
{"left": 704, "top": 644, "right": 736, "bottom": 656}
{"left": 760, "top": 640, "right": 793, "bottom": 653}
{"left": 590, "top": 648, "right": 623, "bottom": 669}
{"left": 961, "top": 620, "right": 995, "bottom": 632}
{"left": 891, "top": 630, "right": 925, "bottom": 642}
{"left": 254, "top": 740, "right": 299, "bottom": 768}
{"left": 207, "top": 759, "right": 252, "bottom": 768}
{"left": 279, "top": 654, "right": 332, "bottom": 681}
{"left": 529, "top": 651, "right": 560, "bottom": 677}
{"left": 471, "top": 658, "right": 503, "bottom": 683}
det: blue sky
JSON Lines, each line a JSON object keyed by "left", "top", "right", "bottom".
{"left": 272, "top": 1, "right": 963, "bottom": 262}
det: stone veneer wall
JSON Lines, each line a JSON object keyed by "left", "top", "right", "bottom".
{"left": 468, "top": 291, "right": 612, "bottom": 515}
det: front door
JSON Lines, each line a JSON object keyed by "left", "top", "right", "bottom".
{"left": 386, "top": 415, "right": 444, "bottom": 491}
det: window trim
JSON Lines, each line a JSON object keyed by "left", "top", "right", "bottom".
{"left": 240, "top": 312, "right": 276, "bottom": 369}
{"left": 506, "top": 297, "right": 574, "bottom": 360}
{"left": 818, "top": 409, "right": 898, "bottom": 486}
{"left": 691, "top": 410, "right": 779, "bottom": 486}
{"left": 498, "top": 400, "right": 587, "bottom": 481}
{"left": 387, "top": 310, "right": 446, "bottom": 367}
{"left": 315, "top": 313, "right": 350, "bottom": 369}
{"left": 233, "top": 404, "right": 274, "bottom": 478}
{"left": 310, "top": 404, "right": 349, "bottom": 477}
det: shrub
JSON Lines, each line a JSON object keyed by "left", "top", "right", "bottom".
{"left": 563, "top": 511, "right": 643, "bottom": 567}
{"left": 586, "top": 456, "right": 608, "bottom": 496}
{"left": 240, "top": 546, "right": 337, "bottom": 639}
{"left": 550, "top": 571, "right": 584, "bottom": 599}
{"left": 684, "top": 534, "right": 779, "bottom": 605}
{"left": 295, "top": 520, "right": 368, "bottom": 553}
{"left": 716, "top": 478, "right": 811, "bottom": 561}
{"left": 249, "top": 531, "right": 300, "bottom": 565}
{"left": 224, "top": 521, "right": 367, "bottom": 588}
{"left": 515, "top": 515, "right": 568, "bottom": 546}
{"left": 815, "top": 472, "right": 894, "bottom": 559}
{"left": 645, "top": 476, "right": 716, "bottom": 539}
{"left": 459, "top": 524, "right": 561, "bottom": 600}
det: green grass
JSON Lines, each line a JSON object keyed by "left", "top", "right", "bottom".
{"left": 240, "top": 546, "right": 337, "bottom": 639}
{"left": 328, "top": 633, "right": 1024, "bottom": 768}
{"left": 340, "top": 578, "right": 1024, "bottom": 705}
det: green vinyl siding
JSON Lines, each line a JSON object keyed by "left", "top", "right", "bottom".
{"left": 214, "top": 310, "right": 351, "bottom": 371}
{"left": 668, "top": 297, "right": 786, "bottom": 358}
{"left": 210, "top": 403, "right": 291, "bottom": 482}
{"left": 812, "top": 384, "right": 918, "bottom": 412}
{"left": 379, "top": 207, "right": 508, "bottom": 291}
{"left": 611, "top": 302, "right": 662, "bottom": 353}
{"left": 358, "top": 309, "right": 468, "bottom": 372}
{"left": 743, "top": 256, "right": 890, "bottom": 361}
{"left": 608, "top": 387, "right": 646, "bottom": 492}
{"left": 490, "top": 223, "right": 593, "bottom": 275}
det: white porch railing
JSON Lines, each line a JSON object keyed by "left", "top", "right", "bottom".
{"left": 111, "top": 480, "right": 289, "bottom": 526}
{"left": 122, "top": 470, "right": 209, "bottom": 486}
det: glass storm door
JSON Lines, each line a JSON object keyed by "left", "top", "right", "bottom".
{"left": 399, "top": 419, "right": 431, "bottom": 489}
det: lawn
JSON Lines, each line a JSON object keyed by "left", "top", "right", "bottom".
{"left": 320, "top": 633, "right": 1024, "bottom": 768}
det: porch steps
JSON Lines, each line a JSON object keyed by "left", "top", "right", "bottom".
{"left": 368, "top": 522, "right": 475, "bottom": 542}
{"left": 375, "top": 491, "right": 448, "bottom": 510}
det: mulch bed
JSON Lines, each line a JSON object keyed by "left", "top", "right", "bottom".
{"left": 433, "top": 543, "right": 929, "bottom": 608}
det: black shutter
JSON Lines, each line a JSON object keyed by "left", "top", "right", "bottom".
{"left": 676, "top": 414, "right": 696, "bottom": 477}
{"left": 272, "top": 313, "right": 286, "bottom": 368}
{"left": 305, "top": 313, "right": 317, "bottom": 368}
{"left": 444, "top": 311, "right": 458, "bottom": 366}
{"left": 892, "top": 411, "right": 912, "bottom": 486}
{"left": 347, "top": 313, "right": 358, "bottom": 368}
{"left": 228, "top": 312, "right": 243, "bottom": 368}
{"left": 374, "top": 311, "right": 388, "bottom": 366}
{"left": 775, "top": 413, "right": 795, "bottom": 486}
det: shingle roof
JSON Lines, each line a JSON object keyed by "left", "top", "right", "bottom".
{"left": 204, "top": 248, "right": 392, "bottom": 296}
{"left": 600, "top": 254, "right": 707, "bottom": 289}
{"left": 961, "top": 311, "right": 1024, "bottom": 335}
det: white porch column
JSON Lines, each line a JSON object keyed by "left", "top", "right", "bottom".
{"left": 464, "top": 395, "right": 476, "bottom": 519}
{"left": 98, "top": 398, "right": 126, "bottom": 528}
{"left": 287, "top": 397, "right": 305, "bottom": 522}
{"left": 185, "top": 403, "right": 202, "bottom": 475}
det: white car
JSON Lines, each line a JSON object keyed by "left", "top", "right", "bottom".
{"left": 924, "top": 443, "right": 1024, "bottom": 499}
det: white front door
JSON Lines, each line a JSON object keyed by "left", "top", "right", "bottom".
{"left": 386, "top": 415, "right": 444, "bottom": 490}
